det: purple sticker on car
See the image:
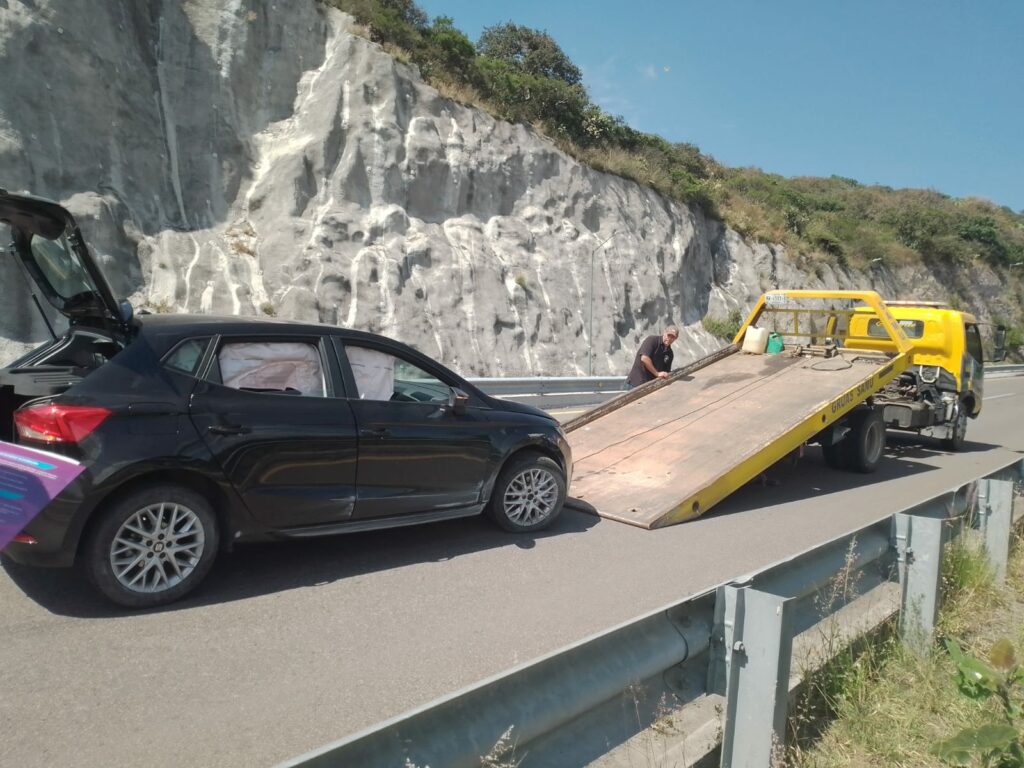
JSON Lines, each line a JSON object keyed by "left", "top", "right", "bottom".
{"left": 0, "top": 441, "right": 85, "bottom": 549}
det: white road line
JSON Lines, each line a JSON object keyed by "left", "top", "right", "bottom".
{"left": 988, "top": 393, "right": 1019, "bottom": 400}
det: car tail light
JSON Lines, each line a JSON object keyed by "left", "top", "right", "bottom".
{"left": 12, "top": 534, "right": 38, "bottom": 545}
{"left": 14, "top": 404, "right": 111, "bottom": 444}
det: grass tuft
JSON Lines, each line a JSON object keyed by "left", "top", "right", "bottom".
{"left": 791, "top": 499, "right": 1024, "bottom": 767}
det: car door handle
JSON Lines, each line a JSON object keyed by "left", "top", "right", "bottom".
{"left": 208, "top": 424, "right": 250, "bottom": 436}
{"left": 359, "top": 427, "right": 390, "bottom": 439}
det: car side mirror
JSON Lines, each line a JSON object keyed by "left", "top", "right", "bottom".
{"left": 448, "top": 386, "right": 469, "bottom": 415}
{"left": 990, "top": 326, "right": 1007, "bottom": 363}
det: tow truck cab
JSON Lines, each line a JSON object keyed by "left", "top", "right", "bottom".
{"left": 844, "top": 301, "right": 1005, "bottom": 448}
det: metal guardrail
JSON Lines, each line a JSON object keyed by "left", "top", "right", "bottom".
{"left": 469, "top": 362, "right": 1022, "bottom": 405}
{"left": 466, "top": 376, "right": 627, "bottom": 411}
{"left": 282, "top": 457, "right": 1024, "bottom": 768}
{"left": 466, "top": 376, "right": 628, "bottom": 396}
{"left": 987, "top": 362, "right": 1024, "bottom": 378}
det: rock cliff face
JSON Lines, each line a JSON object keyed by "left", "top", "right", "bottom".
{"left": 0, "top": 1, "right": 1012, "bottom": 374}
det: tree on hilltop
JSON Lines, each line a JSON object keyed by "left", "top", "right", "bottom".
{"left": 378, "top": 0, "right": 428, "bottom": 28}
{"left": 477, "top": 22, "right": 582, "bottom": 86}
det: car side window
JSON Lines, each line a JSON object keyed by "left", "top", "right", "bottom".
{"left": 214, "top": 341, "right": 326, "bottom": 397}
{"left": 163, "top": 338, "right": 210, "bottom": 376}
{"left": 344, "top": 345, "right": 449, "bottom": 403}
{"left": 964, "top": 323, "right": 983, "bottom": 363}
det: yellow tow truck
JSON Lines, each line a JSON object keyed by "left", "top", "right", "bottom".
{"left": 845, "top": 300, "right": 1004, "bottom": 451}
{"left": 563, "top": 290, "right": 1005, "bottom": 529}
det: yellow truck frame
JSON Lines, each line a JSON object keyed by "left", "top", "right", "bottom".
{"left": 564, "top": 290, "right": 916, "bottom": 528}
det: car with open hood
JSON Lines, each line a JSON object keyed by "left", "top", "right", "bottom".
{"left": 0, "top": 190, "right": 572, "bottom": 607}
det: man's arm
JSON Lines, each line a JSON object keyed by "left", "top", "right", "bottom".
{"left": 638, "top": 337, "right": 669, "bottom": 379}
{"left": 640, "top": 354, "right": 669, "bottom": 378}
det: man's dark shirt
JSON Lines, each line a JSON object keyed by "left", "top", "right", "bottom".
{"left": 627, "top": 335, "right": 674, "bottom": 386}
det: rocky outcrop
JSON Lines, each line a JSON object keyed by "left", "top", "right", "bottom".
{"left": 0, "top": 1, "right": 1014, "bottom": 374}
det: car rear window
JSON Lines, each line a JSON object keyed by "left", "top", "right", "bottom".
{"left": 867, "top": 318, "right": 924, "bottom": 339}
{"left": 29, "top": 233, "right": 96, "bottom": 302}
{"left": 163, "top": 338, "right": 210, "bottom": 376}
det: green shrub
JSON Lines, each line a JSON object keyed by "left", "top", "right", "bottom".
{"left": 702, "top": 309, "right": 744, "bottom": 340}
{"left": 934, "top": 638, "right": 1024, "bottom": 766}
{"left": 475, "top": 56, "right": 589, "bottom": 139}
{"left": 420, "top": 17, "right": 477, "bottom": 82}
{"left": 997, "top": 324, "right": 1024, "bottom": 361}
{"left": 805, "top": 220, "right": 845, "bottom": 262}
{"left": 958, "top": 214, "right": 1013, "bottom": 265}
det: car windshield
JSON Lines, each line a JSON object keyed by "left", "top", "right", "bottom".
{"left": 29, "top": 232, "right": 97, "bottom": 304}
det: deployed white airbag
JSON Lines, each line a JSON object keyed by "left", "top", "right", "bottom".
{"left": 345, "top": 347, "right": 395, "bottom": 401}
{"left": 219, "top": 342, "right": 324, "bottom": 396}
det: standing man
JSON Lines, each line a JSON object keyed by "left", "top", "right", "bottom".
{"left": 626, "top": 326, "right": 678, "bottom": 387}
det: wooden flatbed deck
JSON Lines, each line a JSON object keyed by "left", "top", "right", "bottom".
{"left": 567, "top": 349, "right": 902, "bottom": 528}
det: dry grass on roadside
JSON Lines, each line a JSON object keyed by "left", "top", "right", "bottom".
{"left": 403, "top": 725, "right": 523, "bottom": 768}
{"left": 937, "top": 534, "right": 1009, "bottom": 640}
{"left": 790, "top": 524, "right": 1024, "bottom": 768}
{"left": 430, "top": 78, "right": 489, "bottom": 110}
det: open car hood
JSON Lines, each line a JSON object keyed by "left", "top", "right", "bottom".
{"left": 0, "top": 189, "right": 127, "bottom": 331}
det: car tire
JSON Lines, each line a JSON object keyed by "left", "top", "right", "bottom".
{"left": 83, "top": 484, "right": 219, "bottom": 608}
{"left": 941, "top": 401, "right": 968, "bottom": 451}
{"left": 843, "top": 408, "right": 886, "bottom": 473}
{"left": 487, "top": 453, "right": 566, "bottom": 533}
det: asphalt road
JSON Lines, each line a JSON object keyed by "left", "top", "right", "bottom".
{"left": 2, "top": 377, "right": 1022, "bottom": 768}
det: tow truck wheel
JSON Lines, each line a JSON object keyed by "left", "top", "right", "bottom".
{"left": 941, "top": 401, "right": 968, "bottom": 451}
{"left": 844, "top": 408, "right": 886, "bottom": 473}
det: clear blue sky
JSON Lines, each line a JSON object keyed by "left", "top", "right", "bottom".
{"left": 417, "top": 0, "right": 1024, "bottom": 211}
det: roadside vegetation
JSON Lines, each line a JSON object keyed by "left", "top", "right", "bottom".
{"left": 702, "top": 310, "right": 745, "bottom": 341}
{"left": 324, "top": 0, "right": 1024, "bottom": 353}
{"left": 789, "top": 525, "right": 1024, "bottom": 767}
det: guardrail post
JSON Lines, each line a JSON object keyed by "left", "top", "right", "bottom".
{"left": 976, "top": 472, "right": 1015, "bottom": 583}
{"left": 893, "top": 513, "right": 945, "bottom": 655}
{"left": 718, "top": 584, "right": 794, "bottom": 768}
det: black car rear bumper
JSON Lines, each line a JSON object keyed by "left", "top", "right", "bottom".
{"left": 0, "top": 480, "right": 94, "bottom": 568}
{"left": 2, "top": 536, "right": 75, "bottom": 567}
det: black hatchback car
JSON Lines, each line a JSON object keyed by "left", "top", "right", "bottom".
{"left": 0, "top": 190, "right": 572, "bottom": 607}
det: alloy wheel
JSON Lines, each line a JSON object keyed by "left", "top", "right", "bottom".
{"left": 109, "top": 502, "right": 207, "bottom": 593}
{"left": 503, "top": 468, "right": 560, "bottom": 527}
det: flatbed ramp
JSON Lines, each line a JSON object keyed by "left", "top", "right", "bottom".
{"left": 566, "top": 348, "right": 902, "bottom": 528}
